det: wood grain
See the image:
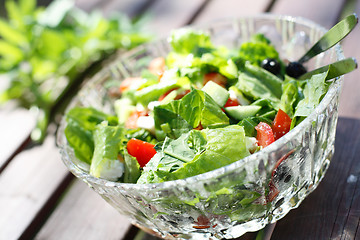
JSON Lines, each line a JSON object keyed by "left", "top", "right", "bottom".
{"left": 141, "top": 0, "right": 208, "bottom": 38}
{"left": 35, "top": 179, "right": 132, "bottom": 240}
{"left": 0, "top": 135, "right": 70, "bottom": 240}
{"left": 0, "top": 103, "right": 35, "bottom": 170}
{"left": 194, "top": 0, "right": 271, "bottom": 24}
{"left": 100, "top": 0, "right": 155, "bottom": 18}
{"left": 272, "top": 0, "right": 346, "bottom": 29}
{"left": 271, "top": 117, "right": 360, "bottom": 240}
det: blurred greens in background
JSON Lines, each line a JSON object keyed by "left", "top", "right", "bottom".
{"left": 0, "top": 0, "right": 151, "bottom": 142}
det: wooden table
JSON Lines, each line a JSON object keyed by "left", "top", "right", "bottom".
{"left": 0, "top": 0, "right": 359, "bottom": 239}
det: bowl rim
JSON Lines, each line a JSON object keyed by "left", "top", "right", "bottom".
{"left": 57, "top": 13, "right": 345, "bottom": 191}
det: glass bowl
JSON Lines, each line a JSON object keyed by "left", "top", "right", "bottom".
{"left": 57, "top": 14, "right": 344, "bottom": 240}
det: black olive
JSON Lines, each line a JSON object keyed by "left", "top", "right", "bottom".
{"left": 261, "top": 58, "right": 281, "bottom": 75}
{"left": 286, "top": 61, "right": 307, "bottom": 78}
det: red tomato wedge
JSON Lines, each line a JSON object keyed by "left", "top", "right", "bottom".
{"left": 125, "top": 110, "right": 147, "bottom": 129}
{"left": 203, "top": 72, "right": 227, "bottom": 88}
{"left": 266, "top": 180, "right": 280, "bottom": 202}
{"left": 272, "top": 109, "right": 292, "bottom": 140}
{"left": 255, "top": 122, "right": 275, "bottom": 148}
{"left": 193, "top": 215, "right": 211, "bottom": 229}
{"left": 224, "top": 97, "right": 239, "bottom": 108}
{"left": 119, "top": 77, "right": 142, "bottom": 93}
{"left": 127, "top": 138, "right": 156, "bottom": 167}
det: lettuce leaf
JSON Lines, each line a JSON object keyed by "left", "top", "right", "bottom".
{"left": 153, "top": 89, "right": 229, "bottom": 139}
{"left": 64, "top": 107, "right": 118, "bottom": 164}
{"left": 134, "top": 69, "right": 190, "bottom": 105}
{"left": 279, "top": 76, "right": 306, "bottom": 118}
{"left": 169, "top": 28, "right": 214, "bottom": 54}
{"left": 244, "top": 62, "right": 283, "bottom": 99}
{"left": 137, "top": 125, "right": 249, "bottom": 184}
{"left": 291, "top": 71, "right": 330, "bottom": 128}
{"left": 123, "top": 150, "right": 141, "bottom": 183}
{"left": 90, "top": 122, "right": 124, "bottom": 181}
{"left": 236, "top": 72, "right": 280, "bottom": 108}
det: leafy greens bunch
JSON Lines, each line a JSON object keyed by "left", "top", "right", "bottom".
{"left": 65, "top": 28, "right": 335, "bottom": 185}
{"left": 0, "top": 0, "right": 150, "bottom": 142}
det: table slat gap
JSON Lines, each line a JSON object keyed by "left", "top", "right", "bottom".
{"left": 19, "top": 173, "right": 74, "bottom": 240}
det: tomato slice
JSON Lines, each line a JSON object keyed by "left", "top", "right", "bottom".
{"left": 266, "top": 180, "right": 280, "bottom": 202}
{"left": 272, "top": 109, "right": 292, "bottom": 140}
{"left": 119, "top": 77, "right": 142, "bottom": 93}
{"left": 224, "top": 97, "right": 239, "bottom": 108}
{"left": 203, "top": 72, "right": 227, "bottom": 88}
{"left": 255, "top": 122, "right": 275, "bottom": 147}
{"left": 126, "top": 138, "right": 156, "bottom": 167}
{"left": 148, "top": 57, "right": 165, "bottom": 78}
{"left": 193, "top": 215, "right": 211, "bottom": 229}
{"left": 125, "top": 110, "right": 147, "bottom": 129}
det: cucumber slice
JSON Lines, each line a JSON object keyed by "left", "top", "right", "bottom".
{"left": 225, "top": 105, "right": 262, "bottom": 120}
{"left": 202, "top": 81, "right": 229, "bottom": 107}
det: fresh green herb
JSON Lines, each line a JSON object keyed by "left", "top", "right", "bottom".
{"left": 0, "top": 0, "right": 150, "bottom": 142}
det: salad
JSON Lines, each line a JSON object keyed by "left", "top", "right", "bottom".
{"left": 64, "top": 28, "right": 334, "bottom": 185}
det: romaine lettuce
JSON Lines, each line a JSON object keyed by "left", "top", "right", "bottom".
{"left": 291, "top": 71, "right": 330, "bottom": 128}
{"left": 90, "top": 122, "right": 124, "bottom": 181}
{"left": 153, "top": 89, "right": 229, "bottom": 139}
{"left": 64, "top": 107, "right": 118, "bottom": 164}
{"left": 137, "top": 125, "right": 250, "bottom": 184}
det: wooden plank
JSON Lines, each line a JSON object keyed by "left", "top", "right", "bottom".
{"left": 0, "top": 134, "right": 70, "bottom": 240}
{"left": 338, "top": 0, "right": 360, "bottom": 119}
{"left": 101, "top": 0, "right": 155, "bottom": 18}
{"left": 271, "top": 0, "right": 346, "bottom": 29}
{"left": 34, "top": 179, "right": 133, "bottom": 240}
{"left": 194, "top": 0, "right": 271, "bottom": 24}
{"left": 0, "top": 103, "right": 35, "bottom": 171}
{"left": 271, "top": 117, "right": 360, "bottom": 239}
{"left": 74, "top": 0, "right": 112, "bottom": 13}
{"left": 142, "top": 0, "right": 208, "bottom": 38}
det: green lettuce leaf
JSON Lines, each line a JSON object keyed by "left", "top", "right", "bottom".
{"left": 291, "top": 71, "right": 330, "bottom": 128}
{"left": 123, "top": 150, "right": 141, "bottom": 183}
{"left": 244, "top": 62, "right": 283, "bottom": 99}
{"left": 236, "top": 72, "right": 280, "bottom": 108}
{"left": 138, "top": 125, "right": 250, "bottom": 184}
{"left": 134, "top": 69, "right": 190, "bottom": 105}
{"left": 279, "top": 76, "right": 305, "bottom": 118}
{"left": 153, "top": 89, "right": 229, "bottom": 139}
{"left": 90, "top": 122, "right": 124, "bottom": 181}
{"left": 169, "top": 28, "right": 214, "bottom": 54}
{"left": 64, "top": 107, "right": 118, "bottom": 164}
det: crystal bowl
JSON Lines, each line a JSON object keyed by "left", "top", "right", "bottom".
{"left": 57, "top": 14, "right": 344, "bottom": 239}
